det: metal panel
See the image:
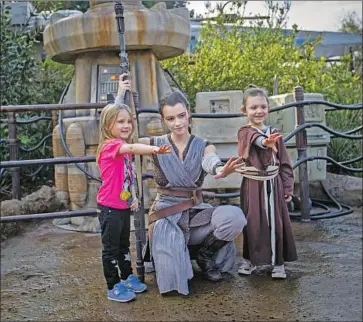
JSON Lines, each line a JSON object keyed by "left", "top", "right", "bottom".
{"left": 192, "top": 90, "right": 245, "bottom": 143}
{"left": 192, "top": 91, "right": 244, "bottom": 189}
{"left": 97, "top": 65, "right": 122, "bottom": 103}
{"left": 267, "top": 93, "right": 330, "bottom": 146}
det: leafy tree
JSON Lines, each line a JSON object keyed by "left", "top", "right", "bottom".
{"left": 142, "top": 1, "right": 187, "bottom": 9}
{"left": 339, "top": 11, "right": 362, "bottom": 34}
{"left": 326, "top": 11, "right": 363, "bottom": 175}
{"left": 161, "top": 2, "right": 362, "bottom": 174}
{"left": 338, "top": 11, "right": 362, "bottom": 78}
{"left": 1, "top": 10, "right": 74, "bottom": 198}
{"left": 163, "top": 25, "right": 325, "bottom": 106}
{"left": 1, "top": 12, "right": 39, "bottom": 106}
{"left": 31, "top": 1, "right": 89, "bottom": 13}
{"left": 38, "top": 57, "right": 74, "bottom": 105}
{"left": 203, "top": 1, "right": 290, "bottom": 28}
{"left": 162, "top": 1, "right": 361, "bottom": 105}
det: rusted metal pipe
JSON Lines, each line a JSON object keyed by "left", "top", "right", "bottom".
{"left": 0, "top": 209, "right": 98, "bottom": 223}
{"left": 0, "top": 156, "right": 95, "bottom": 168}
{"left": 1, "top": 100, "right": 360, "bottom": 114}
{"left": 7, "top": 112, "right": 21, "bottom": 199}
{"left": 0, "top": 103, "right": 105, "bottom": 113}
{"left": 293, "top": 86, "right": 311, "bottom": 222}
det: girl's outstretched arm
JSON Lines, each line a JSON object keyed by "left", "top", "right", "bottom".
{"left": 118, "top": 143, "right": 171, "bottom": 156}
{"left": 138, "top": 137, "right": 151, "bottom": 145}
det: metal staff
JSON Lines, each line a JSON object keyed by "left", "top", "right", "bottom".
{"left": 115, "top": 0, "right": 146, "bottom": 282}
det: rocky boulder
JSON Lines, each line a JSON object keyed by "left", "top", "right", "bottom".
{"left": 295, "top": 172, "right": 362, "bottom": 207}
{"left": 1, "top": 186, "right": 62, "bottom": 241}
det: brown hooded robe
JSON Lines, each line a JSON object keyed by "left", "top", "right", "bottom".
{"left": 237, "top": 125, "right": 297, "bottom": 266}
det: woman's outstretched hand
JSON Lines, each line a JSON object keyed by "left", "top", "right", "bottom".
{"left": 262, "top": 133, "right": 283, "bottom": 153}
{"left": 152, "top": 145, "right": 172, "bottom": 155}
{"left": 214, "top": 156, "right": 245, "bottom": 179}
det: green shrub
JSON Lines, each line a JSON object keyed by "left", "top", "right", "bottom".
{"left": 161, "top": 16, "right": 362, "bottom": 175}
{"left": 1, "top": 11, "right": 74, "bottom": 199}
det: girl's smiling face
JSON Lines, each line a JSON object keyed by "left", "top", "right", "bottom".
{"left": 242, "top": 95, "right": 269, "bottom": 128}
{"left": 110, "top": 109, "right": 133, "bottom": 140}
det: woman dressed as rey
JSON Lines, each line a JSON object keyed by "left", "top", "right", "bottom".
{"left": 117, "top": 78, "right": 247, "bottom": 296}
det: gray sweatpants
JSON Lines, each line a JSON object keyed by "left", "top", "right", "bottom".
{"left": 188, "top": 205, "right": 247, "bottom": 245}
{"left": 145, "top": 205, "right": 247, "bottom": 275}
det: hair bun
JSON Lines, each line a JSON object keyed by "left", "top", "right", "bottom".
{"left": 245, "top": 84, "right": 258, "bottom": 90}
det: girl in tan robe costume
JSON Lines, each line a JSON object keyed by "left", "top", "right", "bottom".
{"left": 236, "top": 86, "right": 297, "bottom": 279}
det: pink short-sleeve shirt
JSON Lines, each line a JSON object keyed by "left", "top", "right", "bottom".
{"left": 96, "top": 139, "right": 133, "bottom": 209}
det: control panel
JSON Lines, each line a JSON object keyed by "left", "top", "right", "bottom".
{"left": 97, "top": 65, "right": 122, "bottom": 103}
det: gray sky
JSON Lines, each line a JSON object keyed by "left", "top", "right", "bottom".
{"left": 187, "top": 1, "right": 363, "bottom": 31}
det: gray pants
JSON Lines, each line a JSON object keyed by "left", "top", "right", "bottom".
{"left": 146, "top": 205, "right": 247, "bottom": 275}
{"left": 189, "top": 205, "right": 247, "bottom": 245}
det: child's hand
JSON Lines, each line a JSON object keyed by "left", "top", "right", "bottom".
{"left": 130, "top": 198, "right": 139, "bottom": 211}
{"left": 118, "top": 73, "right": 132, "bottom": 91}
{"left": 285, "top": 194, "right": 292, "bottom": 202}
{"left": 152, "top": 145, "right": 172, "bottom": 155}
{"left": 262, "top": 133, "right": 283, "bottom": 153}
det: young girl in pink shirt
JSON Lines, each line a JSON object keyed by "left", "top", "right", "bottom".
{"left": 96, "top": 103, "right": 170, "bottom": 302}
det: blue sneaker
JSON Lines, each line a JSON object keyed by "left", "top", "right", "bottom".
{"left": 107, "top": 283, "right": 136, "bottom": 302}
{"left": 121, "top": 274, "right": 147, "bottom": 293}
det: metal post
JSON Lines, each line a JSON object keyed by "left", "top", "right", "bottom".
{"left": 293, "top": 86, "right": 310, "bottom": 222}
{"left": 131, "top": 91, "right": 146, "bottom": 283}
{"left": 115, "top": 0, "right": 145, "bottom": 282}
{"left": 349, "top": 47, "right": 354, "bottom": 73}
{"left": 7, "top": 111, "right": 21, "bottom": 199}
{"left": 132, "top": 91, "right": 147, "bottom": 245}
{"left": 51, "top": 111, "right": 58, "bottom": 129}
{"left": 273, "top": 74, "right": 279, "bottom": 95}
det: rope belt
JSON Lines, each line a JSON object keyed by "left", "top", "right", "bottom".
{"left": 148, "top": 188, "right": 203, "bottom": 225}
{"left": 239, "top": 165, "right": 279, "bottom": 181}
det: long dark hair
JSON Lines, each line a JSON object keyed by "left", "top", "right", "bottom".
{"left": 159, "top": 91, "right": 192, "bottom": 133}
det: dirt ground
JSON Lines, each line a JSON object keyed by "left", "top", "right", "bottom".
{"left": 1, "top": 208, "right": 362, "bottom": 321}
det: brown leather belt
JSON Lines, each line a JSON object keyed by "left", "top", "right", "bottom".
{"left": 148, "top": 188, "right": 202, "bottom": 225}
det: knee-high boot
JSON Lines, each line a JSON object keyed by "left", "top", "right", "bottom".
{"left": 196, "top": 232, "right": 229, "bottom": 282}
